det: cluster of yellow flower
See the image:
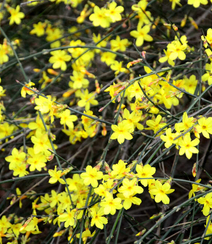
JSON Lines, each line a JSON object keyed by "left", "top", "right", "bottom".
{"left": 2, "top": 0, "right": 212, "bottom": 242}
{"left": 0, "top": 160, "right": 174, "bottom": 243}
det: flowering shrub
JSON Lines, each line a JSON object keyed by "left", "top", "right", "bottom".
{"left": 1, "top": 0, "right": 212, "bottom": 243}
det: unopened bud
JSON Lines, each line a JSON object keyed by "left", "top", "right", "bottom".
{"left": 188, "top": 17, "right": 198, "bottom": 29}
{"left": 99, "top": 107, "right": 104, "bottom": 112}
{"left": 172, "top": 24, "right": 178, "bottom": 31}
{"left": 164, "top": 23, "right": 171, "bottom": 29}
{"left": 192, "top": 163, "right": 197, "bottom": 177}
{"left": 33, "top": 68, "right": 40, "bottom": 72}
{"left": 141, "top": 51, "right": 146, "bottom": 58}
{"left": 136, "top": 229, "right": 146, "bottom": 236}
{"left": 47, "top": 69, "right": 59, "bottom": 76}
{"left": 181, "top": 15, "right": 187, "bottom": 27}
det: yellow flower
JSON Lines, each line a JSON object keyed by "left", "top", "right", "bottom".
{"left": 100, "top": 192, "right": 122, "bottom": 215}
{"left": 0, "top": 122, "right": 16, "bottom": 139}
{"left": 136, "top": 164, "right": 156, "bottom": 187}
{"left": 202, "top": 28, "right": 212, "bottom": 48}
{"left": 49, "top": 50, "right": 71, "bottom": 71}
{"left": 48, "top": 166, "right": 66, "bottom": 184}
{"left": 81, "top": 110, "right": 98, "bottom": 135}
{"left": 168, "top": 35, "right": 188, "bottom": 61}
{"left": 90, "top": 206, "right": 108, "bottom": 229}
{"left": 77, "top": 89, "right": 98, "bottom": 111}
{"left": 76, "top": 228, "right": 95, "bottom": 242}
{"left": 106, "top": 2, "right": 124, "bottom": 22}
{"left": 146, "top": 114, "right": 167, "bottom": 135}
{"left": 92, "top": 33, "right": 107, "bottom": 53}
{"left": 31, "top": 129, "right": 52, "bottom": 155}
{"left": 118, "top": 178, "right": 143, "bottom": 198}
{"left": 58, "top": 109, "right": 78, "bottom": 129}
{"left": 122, "top": 108, "right": 144, "bottom": 130}
{"left": 66, "top": 174, "right": 83, "bottom": 192}
{"left": 30, "top": 22, "right": 46, "bottom": 36}
{"left": 160, "top": 128, "right": 179, "bottom": 148}
{"left": 205, "top": 216, "right": 212, "bottom": 240}
{"left": 117, "top": 192, "right": 141, "bottom": 210}
{"left": 178, "top": 133, "right": 199, "bottom": 159}
{"left": 132, "top": 0, "right": 153, "bottom": 27}
{"left": 0, "top": 216, "right": 11, "bottom": 233}
{"left": 28, "top": 114, "right": 49, "bottom": 132}
{"left": 58, "top": 208, "right": 76, "bottom": 228}
{"left": 68, "top": 40, "right": 85, "bottom": 58}
{"left": 198, "top": 193, "right": 212, "bottom": 216}
{"left": 187, "top": 0, "right": 207, "bottom": 8}
{"left": 0, "top": 44, "right": 9, "bottom": 65}
{"left": 149, "top": 180, "right": 174, "bottom": 204}
{"left": 159, "top": 49, "right": 175, "bottom": 66}
{"left": 69, "top": 71, "right": 89, "bottom": 89}
{"left": 81, "top": 165, "right": 103, "bottom": 187}
{"left": 110, "top": 35, "right": 131, "bottom": 52}
{"left": 21, "top": 81, "right": 36, "bottom": 98}
{"left": 175, "top": 112, "right": 195, "bottom": 132}
{"left": 101, "top": 52, "right": 117, "bottom": 66}
{"left": 20, "top": 217, "right": 40, "bottom": 233}
{"left": 27, "top": 147, "right": 47, "bottom": 172}
{"left": 10, "top": 222, "right": 22, "bottom": 237}
{"left": 202, "top": 62, "right": 212, "bottom": 85}
{"left": 196, "top": 117, "right": 212, "bottom": 139}
{"left": 34, "top": 95, "right": 55, "bottom": 116}
{"left": 111, "top": 61, "right": 128, "bottom": 75}
{"left": 0, "top": 85, "right": 6, "bottom": 98}
{"left": 5, "top": 148, "right": 28, "bottom": 177}
{"left": 46, "top": 27, "right": 63, "bottom": 48}
{"left": 89, "top": 6, "right": 111, "bottom": 28}
{"left": 183, "top": 75, "right": 198, "bottom": 94}
{"left": 8, "top": 5, "right": 25, "bottom": 25}
{"left": 110, "top": 159, "right": 130, "bottom": 179}
{"left": 188, "top": 179, "right": 205, "bottom": 199}
{"left": 111, "top": 120, "right": 134, "bottom": 144}
{"left": 130, "top": 24, "right": 153, "bottom": 47}
{"left": 5, "top": 148, "right": 26, "bottom": 170}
